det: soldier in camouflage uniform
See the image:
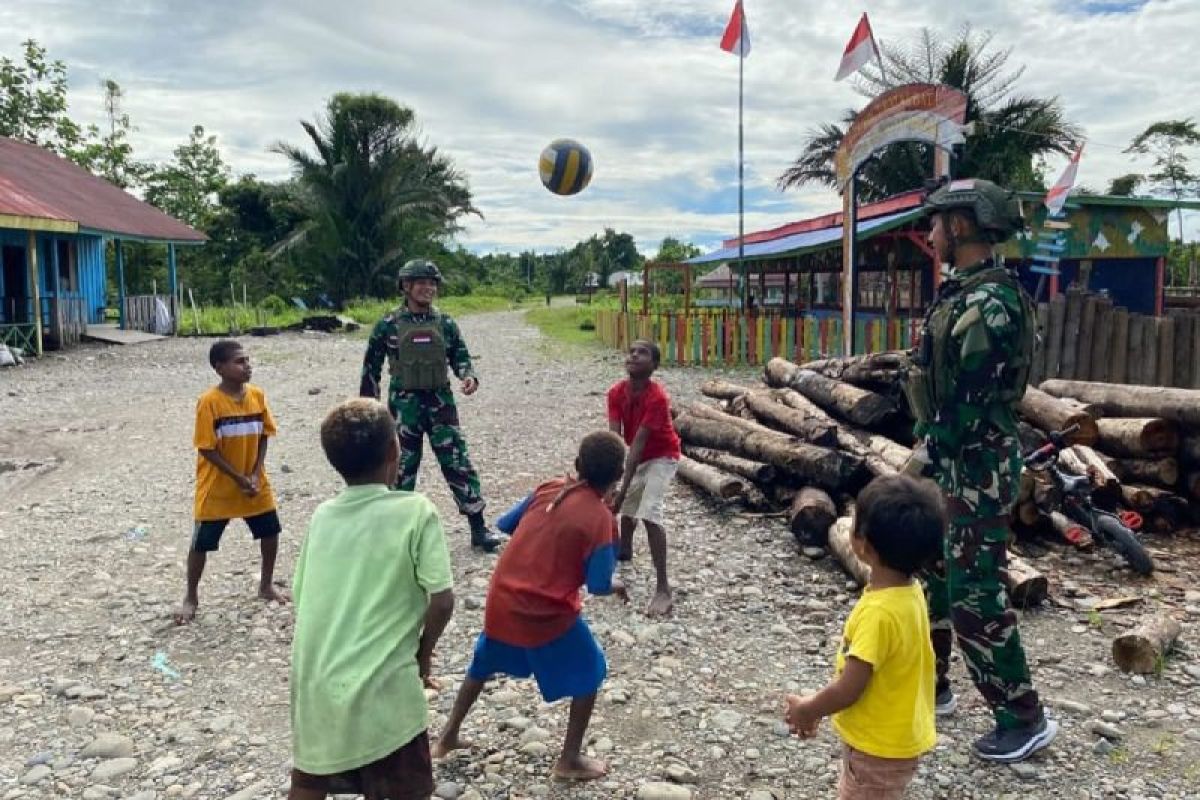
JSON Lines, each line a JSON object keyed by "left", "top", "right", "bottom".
{"left": 902, "top": 178, "right": 1057, "bottom": 763}
{"left": 360, "top": 259, "right": 502, "bottom": 551}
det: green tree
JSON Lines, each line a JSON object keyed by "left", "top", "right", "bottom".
{"left": 0, "top": 40, "right": 87, "bottom": 157}
{"left": 778, "top": 26, "right": 1081, "bottom": 201}
{"left": 144, "top": 125, "right": 230, "bottom": 228}
{"left": 1123, "top": 119, "right": 1199, "bottom": 242}
{"left": 73, "top": 80, "right": 151, "bottom": 189}
{"left": 1106, "top": 173, "right": 1144, "bottom": 197}
{"left": 273, "top": 93, "right": 479, "bottom": 304}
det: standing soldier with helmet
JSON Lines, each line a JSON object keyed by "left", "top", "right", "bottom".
{"left": 902, "top": 178, "right": 1058, "bottom": 763}
{"left": 361, "top": 258, "right": 502, "bottom": 552}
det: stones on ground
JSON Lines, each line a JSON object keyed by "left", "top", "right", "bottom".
{"left": 68, "top": 706, "right": 96, "bottom": 727}
{"left": 80, "top": 732, "right": 135, "bottom": 759}
{"left": 1047, "top": 698, "right": 1092, "bottom": 716}
{"left": 90, "top": 757, "right": 138, "bottom": 780}
{"left": 747, "top": 791, "right": 779, "bottom": 800}
{"left": 148, "top": 755, "right": 184, "bottom": 775}
{"left": 520, "top": 741, "right": 550, "bottom": 757}
{"left": 19, "top": 764, "right": 51, "bottom": 784}
{"left": 637, "top": 782, "right": 693, "bottom": 800}
{"left": 711, "top": 709, "right": 744, "bottom": 732}
{"left": 223, "top": 783, "right": 270, "bottom": 800}
{"left": 801, "top": 547, "right": 826, "bottom": 560}
{"left": 501, "top": 715, "right": 531, "bottom": 731}
{"left": 665, "top": 763, "right": 698, "bottom": 784}
{"left": 1093, "top": 737, "right": 1115, "bottom": 755}
{"left": 1009, "top": 761, "right": 1040, "bottom": 780}
{"left": 434, "top": 781, "right": 462, "bottom": 800}
{"left": 519, "top": 726, "right": 552, "bottom": 744}
{"left": 64, "top": 684, "right": 107, "bottom": 700}
{"left": 1088, "top": 719, "right": 1125, "bottom": 740}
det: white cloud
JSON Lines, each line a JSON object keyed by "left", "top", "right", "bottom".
{"left": 1, "top": 0, "right": 1197, "bottom": 253}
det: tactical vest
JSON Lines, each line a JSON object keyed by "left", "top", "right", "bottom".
{"left": 387, "top": 313, "right": 450, "bottom": 391}
{"left": 904, "top": 264, "right": 1036, "bottom": 426}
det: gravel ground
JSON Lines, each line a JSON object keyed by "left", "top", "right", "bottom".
{"left": 1, "top": 309, "right": 1198, "bottom": 800}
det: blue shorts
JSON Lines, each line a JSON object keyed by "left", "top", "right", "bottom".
{"left": 466, "top": 618, "right": 607, "bottom": 703}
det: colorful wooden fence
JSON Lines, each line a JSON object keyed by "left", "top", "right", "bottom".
{"left": 594, "top": 310, "right": 920, "bottom": 366}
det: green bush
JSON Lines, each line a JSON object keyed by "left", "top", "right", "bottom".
{"left": 260, "top": 294, "right": 289, "bottom": 315}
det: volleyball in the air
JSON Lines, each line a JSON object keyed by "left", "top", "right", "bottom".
{"left": 538, "top": 138, "right": 593, "bottom": 196}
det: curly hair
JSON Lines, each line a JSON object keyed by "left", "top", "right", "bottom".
{"left": 320, "top": 398, "right": 397, "bottom": 480}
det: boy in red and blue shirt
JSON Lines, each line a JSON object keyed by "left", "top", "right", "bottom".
{"left": 433, "top": 431, "right": 628, "bottom": 782}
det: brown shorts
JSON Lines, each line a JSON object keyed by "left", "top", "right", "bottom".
{"left": 290, "top": 731, "right": 433, "bottom": 800}
{"left": 837, "top": 744, "right": 919, "bottom": 800}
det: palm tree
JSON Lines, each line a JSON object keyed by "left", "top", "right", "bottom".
{"left": 778, "top": 26, "right": 1082, "bottom": 202}
{"left": 273, "top": 94, "right": 479, "bottom": 303}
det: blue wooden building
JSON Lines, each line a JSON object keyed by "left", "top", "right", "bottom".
{"left": 0, "top": 137, "right": 205, "bottom": 355}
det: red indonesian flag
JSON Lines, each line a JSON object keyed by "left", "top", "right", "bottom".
{"left": 835, "top": 12, "right": 880, "bottom": 81}
{"left": 1045, "top": 145, "right": 1084, "bottom": 216}
{"left": 719, "top": 0, "right": 750, "bottom": 57}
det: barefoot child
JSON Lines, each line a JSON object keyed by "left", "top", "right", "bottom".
{"left": 290, "top": 398, "right": 455, "bottom": 800}
{"left": 433, "top": 431, "right": 628, "bottom": 781}
{"left": 606, "top": 339, "right": 681, "bottom": 617}
{"left": 176, "top": 339, "right": 287, "bottom": 624}
{"left": 784, "top": 475, "right": 946, "bottom": 800}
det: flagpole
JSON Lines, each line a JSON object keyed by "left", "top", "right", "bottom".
{"left": 738, "top": 7, "right": 746, "bottom": 312}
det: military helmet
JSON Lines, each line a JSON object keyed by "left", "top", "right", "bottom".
{"left": 397, "top": 258, "right": 444, "bottom": 284}
{"left": 923, "top": 178, "right": 1026, "bottom": 242}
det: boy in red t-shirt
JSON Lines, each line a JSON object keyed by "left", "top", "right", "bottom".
{"left": 606, "top": 339, "right": 681, "bottom": 617}
{"left": 432, "top": 431, "right": 628, "bottom": 781}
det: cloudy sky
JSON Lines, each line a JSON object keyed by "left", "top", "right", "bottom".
{"left": 2, "top": 0, "right": 1197, "bottom": 254}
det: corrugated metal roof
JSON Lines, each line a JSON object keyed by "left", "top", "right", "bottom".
{"left": 688, "top": 207, "right": 923, "bottom": 265}
{"left": 0, "top": 137, "right": 206, "bottom": 243}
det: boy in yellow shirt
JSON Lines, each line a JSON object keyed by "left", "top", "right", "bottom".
{"left": 784, "top": 475, "right": 945, "bottom": 799}
{"left": 176, "top": 340, "right": 288, "bottom": 624}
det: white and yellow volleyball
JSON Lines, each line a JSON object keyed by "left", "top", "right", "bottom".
{"left": 538, "top": 138, "right": 594, "bottom": 196}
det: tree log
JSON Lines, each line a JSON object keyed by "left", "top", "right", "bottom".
{"left": 1040, "top": 380, "right": 1200, "bottom": 428}
{"left": 1049, "top": 510, "right": 1093, "bottom": 548}
{"left": 1095, "top": 417, "right": 1179, "bottom": 458}
{"left": 1172, "top": 313, "right": 1193, "bottom": 389}
{"left": 743, "top": 390, "right": 838, "bottom": 446}
{"left": 1102, "top": 455, "right": 1179, "bottom": 489}
{"left": 789, "top": 487, "right": 838, "bottom": 546}
{"left": 795, "top": 351, "right": 906, "bottom": 389}
{"left": 1127, "top": 314, "right": 1146, "bottom": 385}
{"left": 700, "top": 378, "right": 755, "bottom": 402}
{"left": 1112, "top": 615, "right": 1183, "bottom": 674}
{"left": 1184, "top": 471, "right": 1200, "bottom": 502}
{"left": 1077, "top": 294, "right": 1098, "bottom": 381}
{"left": 738, "top": 483, "right": 774, "bottom": 511}
{"left": 1181, "top": 436, "right": 1200, "bottom": 468}
{"left": 764, "top": 358, "right": 898, "bottom": 428}
{"left": 827, "top": 516, "right": 870, "bottom": 586}
{"left": 672, "top": 413, "right": 864, "bottom": 490}
{"left": 1157, "top": 316, "right": 1175, "bottom": 388}
{"left": 1018, "top": 386, "right": 1099, "bottom": 445}
{"left": 681, "top": 446, "right": 776, "bottom": 484}
{"left": 1142, "top": 315, "right": 1159, "bottom": 385}
{"left": 773, "top": 387, "right": 838, "bottom": 425}
{"left": 773, "top": 386, "right": 906, "bottom": 477}
{"left": 1005, "top": 554, "right": 1049, "bottom": 608}
{"left": 1070, "top": 445, "right": 1122, "bottom": 496}
{"left": 1110, "top": 308, "right": 1129, "bottom": 385}
{"left": 676, "top": 456, "right": 746, "bottom": 500}
{"left": 1017, "top": 501, "right": 1042, "bottom": 527}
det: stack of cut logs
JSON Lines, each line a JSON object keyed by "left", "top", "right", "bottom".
{"left": 671, "top": 353, "right": 1200, "bottom": 616}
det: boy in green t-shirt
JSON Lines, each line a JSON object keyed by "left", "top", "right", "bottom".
{"left": 289, "top": 398, "right": 455, "bottom": 800}
{"left": 784, "top": 475, "right": 945, "bottom": 800}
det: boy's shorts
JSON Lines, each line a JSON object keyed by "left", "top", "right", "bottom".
{"left": 619, "top": 457, "right": 678, "bottom": 525}
{"left": 466, "top": 618, "right": 606, "bottom": 703}
{"left": 191, "top": 510, "right": 282, "bottom": 553}
{"left": 837, "top": 744, "right": 919, "bottom": 800}
{"left": 290, "top": 731, "right": 433, "bottom": 800}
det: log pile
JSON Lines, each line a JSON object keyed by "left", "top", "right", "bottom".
{"left": 671, "top": 353, "right": 1200, "bottom": 605}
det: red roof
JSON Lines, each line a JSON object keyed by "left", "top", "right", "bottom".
{"left": 722, "top": 189, "right": 924, "bottom": 248}
{"left": 0, "top": 137, "right": 205, "bottom": 243}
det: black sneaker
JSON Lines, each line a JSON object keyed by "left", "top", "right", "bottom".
{"left": 935, "top": 688, "right": 958, "bottom": 717}
{"left": 468, "top": 513, "right": 503, "bottom": 552}
{"left": 973, "top": 716, "right": 1059, "bottom": 763}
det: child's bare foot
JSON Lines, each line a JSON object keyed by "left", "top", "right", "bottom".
{"left": 552, "top": 754, "right": 608, "bottom": 781}
{"left": 259, "top": 586, "right": 291, "bottom": 604}
{"left": 645, "top": 588, "right": 673, "bottom": 617}
{"left": 431, "top": 734, "right": 470, "bottom": 760}
{"left": 174, "top": 598, "right": 198, "bottom": 625}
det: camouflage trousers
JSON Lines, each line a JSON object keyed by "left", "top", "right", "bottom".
{"left": 923, "top": 429, "right": 1043, "bottom": 730}
{"left": 389, "top": 387, "right": 485, "bottom": 516}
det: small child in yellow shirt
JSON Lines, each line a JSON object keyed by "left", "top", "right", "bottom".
{"left": 784, "top": 475, "right": 946, "bottom": 799}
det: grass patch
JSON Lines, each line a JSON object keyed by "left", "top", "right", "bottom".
{"left": 524, "top": 306, "right": 601, "bottom": 348}
{"left": 178, "top": 295, "right": 523, "bottom": 336}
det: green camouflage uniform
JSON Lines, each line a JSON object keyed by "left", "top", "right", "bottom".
{"left": 359, "top": 307, "right": 485, "bottom": 516}
{"left": 914, "top": 260, "right": 1043, "bottom": 731}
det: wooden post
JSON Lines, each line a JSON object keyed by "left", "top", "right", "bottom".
{"left": 116, "top": 239, "right": 126, "bottom": 330}
{"left": 49, "top": 235, "right": 62, "bottom": 348}
{"left": 1061, "top": 288, "right": 1083, "bottom": 380}
{"left": 1076, "top": 294, "right": 1097, "bottom": 381}
{"left": 1031, "top": 303, "right": 1050, "bottom": 386}
{"left": 1155, "top": 256, "right": 1165, "bottom": 317}
{"left": 1156, "top": 315, "right": 1173, "bottom": 386}
{"left": 1172, "top": 312, "right": 1192, "bottom": 388}
{"left": 168, "top": 243, "right": 179, "bottom": 336}
{"left": 1142, "top": 314, "right": 1161, "bottom": 386}
{"left": 1045, "top": 294, "right": 1067, "bottom": 380}
{"left": 1110, "top": 307, "right": 1129, "bottom": 385}
{"left": 841, "top": 179, "right": 858, "bottom": 357}
{"left": 1192, "top": 313, "right": 1200, "bottom": 390}
{"left": 1088, "top": 297, "right": 1113, "bottom": 383}
{"left": 26, "top": 230, "right": 43, "bottom": 355}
